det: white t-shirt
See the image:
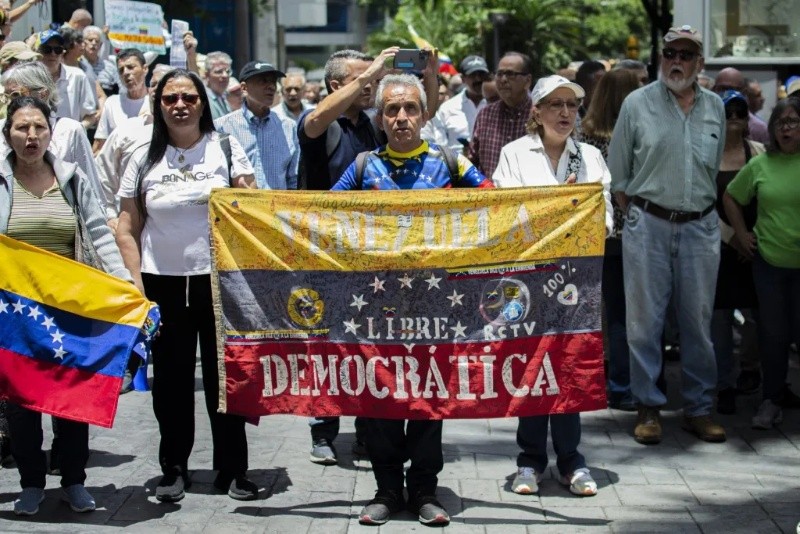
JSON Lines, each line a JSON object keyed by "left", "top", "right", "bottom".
{"left": 95, "top": 93, "right": 147, "bottom": 140}
{"left": 118, "top": 132, "right": 254, "bottom": 275}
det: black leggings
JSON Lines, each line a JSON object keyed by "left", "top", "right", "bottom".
{"left": 142, "top": 273, "right": 248, "bottom": 477}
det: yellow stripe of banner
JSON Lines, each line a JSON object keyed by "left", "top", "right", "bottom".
{"left": 108, "top": 33, "right": 165, "bottom": 45}
{"left": 0, "top": 235, "right": 149, "bottom": 326}
{"left": 209, "top": 185, "right": 605, "bottom": 272}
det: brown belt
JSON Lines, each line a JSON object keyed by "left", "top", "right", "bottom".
{"left": 631, "top": 196, "right": 714, "bottom": 223}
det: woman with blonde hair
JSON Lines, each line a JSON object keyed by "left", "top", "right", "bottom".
{"left": 579, "top": 68, "right": 642, "bottom": 411}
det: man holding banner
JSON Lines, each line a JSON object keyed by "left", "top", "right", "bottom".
{"left": 333, "top": 73, "right": 493, "bottom": 526}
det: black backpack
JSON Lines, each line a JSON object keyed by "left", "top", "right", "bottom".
{"left": 352, "top": 146, "right": 460, "bottom": 189}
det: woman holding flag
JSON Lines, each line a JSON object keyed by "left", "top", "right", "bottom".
{"left": 0, "top": 95, "right": 132, "bottom": 516}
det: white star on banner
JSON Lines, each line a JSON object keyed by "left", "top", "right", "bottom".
{"left": 51, "top": 329, "right": 65, "bottom": 344}
{"left": 343, "top": 318, "right": 361, "bottom": 335}
{"left": 41, "top": 316, "right": 55, "bottom": 330}
{"left": 53, "top": 346, "right": 67, "bottom": 360}
{"left": 450, "top": 321, "right": 467, "bottom": 338}
{"left": 0, "top": 300, "right": 8, "bottom": 314}
{"left": 398, "top": 273, "right": 414, "bottom": 289}
{"left": 369, "top": 276, "right": 386, "bottom": 294}
{"left": 12, "top": 300, "right": 25, "bottom": 314}
{"left": 447, "top": 289, "right": 464, "bottom": 307}
{"left": 425, "top": 273, "right": 442, "bottom": 290}
{"left": 350, "top": 294, "right": 368, "bottom": 312}
{"left": 27, "top": 305, "right": 42, "bottom": 320}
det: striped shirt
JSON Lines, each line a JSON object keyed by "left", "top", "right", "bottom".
{"left": 215, "top": 103, "right": 299, "bottom": 190}
{"left": 607, "top": 81, "right": 726, "bottom": 212}
{"left": 468, "top": 95, "right": 532, "bottom": 178}
{"left": 7, "top": 178, "right": 76, "bottom": 259}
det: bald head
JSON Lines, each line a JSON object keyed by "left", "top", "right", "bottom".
{"left": 69, "top": 9, "right": 93, "bottom": 31}
{"left": 713, "top": 67, "right": 744, "bottom": 94}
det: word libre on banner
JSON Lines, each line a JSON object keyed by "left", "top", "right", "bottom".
{"left": 0, "top": 235, "right": 159, "bottom": 428}
{"left": 209, "top": 186, "right": 608, "bottom": 420}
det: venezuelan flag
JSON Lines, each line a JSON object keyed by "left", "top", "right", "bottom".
{"left": 0, "top": 235, "right": 155, "bottom": 428}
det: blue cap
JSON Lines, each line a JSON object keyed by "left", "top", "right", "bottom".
{"left": 787, "top": 75, "right": 800, "bottom": 96}
{"left": 35, "top": 29, "right": 64, "bottom": 48}
{"left": 721, "top": 89, "right": 747, "bottom": 107}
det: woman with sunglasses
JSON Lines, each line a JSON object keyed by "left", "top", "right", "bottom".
{"left": 709, "top": 90, "right": 764, "bottom": 416}
{"left": 724, "top": 97, "right": 800, "bottom": 430}
{"left": 116, "top": 69, "right": 257, "bottom": 503}
{"left": 493, "top": 75, "right": 612, "bottom": 498}
{"left": 1, "top": 95, "right": 132, "bottom": 515}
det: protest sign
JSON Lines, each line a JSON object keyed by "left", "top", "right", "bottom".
{"left": 170, "top": 19, "right": 189, "bottom": 68}
{"left": 105, "top": 0, "right": 166, "bottom": 54}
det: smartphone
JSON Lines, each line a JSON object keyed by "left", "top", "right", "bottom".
{"left": 393, "top": 49, "right": 430, "bottom": 71}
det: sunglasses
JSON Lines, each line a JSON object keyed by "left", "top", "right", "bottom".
{"left": 662, "top": 48, "right": 698, "bottom": 61}
{"left": 39, "top": 45, "right": 65, "bottom": 55}
{"left": 161, "top": 92, "right": 201, "bottom": 105}
{"left": 725, "top": 107, "right": 748, "bottom": 120}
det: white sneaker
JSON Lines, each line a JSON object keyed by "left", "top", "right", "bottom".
{"left": 511, "top": 467, "right": 541, "bottom": 494}
{"left": 559, "top": 467, "right": 598, "bottom": 496}
{"left": 752, "top": 399, "right": 783, "bottom": 430}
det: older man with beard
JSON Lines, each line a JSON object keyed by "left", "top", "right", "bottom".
{"left": 608, "top": 26, "right": 727, "bottom": 445}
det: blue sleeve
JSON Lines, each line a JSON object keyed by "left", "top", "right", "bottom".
{"left": 331, "top": 161, "right": 359, "bottom": 191}
{"left": 456, "top": 154, "right": 493, "bottom": 188}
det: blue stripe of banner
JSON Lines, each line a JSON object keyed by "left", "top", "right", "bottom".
{"left": 0, "top": 289, "right": 140, "bottom": 378}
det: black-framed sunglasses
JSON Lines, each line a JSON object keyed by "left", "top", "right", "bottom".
{"left": 39, "top": 45, "right": 65, "bottom": 55}
{"left": 662, "top": 47, "right": 698, "bottom": 61}
{"left": 161, "top": 92, "right": 201, "bottom": 105}
{"left": 725, "top": 107, "right": 748, "bottom": 120}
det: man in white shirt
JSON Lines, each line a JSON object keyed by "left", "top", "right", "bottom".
{"left": 93, "top": 48, "right": 149, "bottom": 152}
{"left": 35, "top": 29, "right": 96, "bottom": 127}
{"left": 421, "top": 55, "right": 489, "bottom": 152}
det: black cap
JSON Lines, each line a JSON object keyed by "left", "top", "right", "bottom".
{"left": 460, "top": 55, "right": 489, "bottom": 76}
{"left": 239, "top": 61, "right": 286, "bottom": 82}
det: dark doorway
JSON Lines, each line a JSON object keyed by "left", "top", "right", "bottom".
{"left": 52, "top": 0, "right": 89, "bottom": 27}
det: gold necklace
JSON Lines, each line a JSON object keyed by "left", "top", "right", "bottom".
{"left": 172, "top": 133, "right": 205, "bottom": 165}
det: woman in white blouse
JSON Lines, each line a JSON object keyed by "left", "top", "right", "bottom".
{"left": 493, "top": 75, "right": 613, "bottom": 498}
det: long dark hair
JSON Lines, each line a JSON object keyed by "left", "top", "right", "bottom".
{"left": 581, "top": 69, "right": 640, "bottom": 139}
{"left": 766, "top": 96, "right": 800, "bottom": 154}
{"left": 2, "top": 96, "right": 52, "bottom": 149}
{"left": 134, "top": 69, "right": 214, "bottom": 216}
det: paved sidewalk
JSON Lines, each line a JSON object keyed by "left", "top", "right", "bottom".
{"left": 1, "top": 359, "right": 799, "bottom": 533}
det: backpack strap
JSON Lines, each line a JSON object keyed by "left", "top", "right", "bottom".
{"left": 354, "top": 151, "right": 371, "bottom": 190}
{"left": 218, "top": 133, "right": 233, "bottom": 184}
{"left": 439, "top": 146, "right": 460, "bottom": 183}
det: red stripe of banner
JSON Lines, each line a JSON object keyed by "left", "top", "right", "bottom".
{"left": 0, "top": 347, "right": 122, "bottom": 428}
{"left": 223, "top": 332, "right": 606, "bottom": 419}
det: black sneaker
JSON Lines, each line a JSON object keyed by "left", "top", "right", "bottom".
{"left": 716, "top": 387, "right": 737, "bottom": 415}
{"left": 352, "top": 439, "right": 368, "bottom": 456}
{"left": 155, "top": 472, "right": 190, "bottom": 502}
{"left": 736, "top": 370, "right": 761, "bottom": 395}
{"left": 227, "top": 476, "right": 258, "bottom": 501}
{"left": 779, "top": 384, "right": 800, "bottom": 409}
{"left": 309, "top": 438, "right": 337, "bottom": 465}
{"left": 358, "top": 490, "right": 404, "bottom": 525}
{"left": 412, "top": 495, "right": 450, "bottom": 525}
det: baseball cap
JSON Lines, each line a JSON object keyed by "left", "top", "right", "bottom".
{"left": 0, "top": 41, "right": 40, "bottom": 65}
{"left": 786, "top": 76, "right": 800, "bottom": 96}
{"left": 721, "top": 90, "right": 747, "bottom": 107}
{"left": 239, "top": 61, "right": 285, "bottom": 82}
{"left": 531, "top": 75, "right": 585, "bottom": 105}
{"left": 35, "top": 29, "right": 64, "bottom": 48}
{"left": 460, "top": 55, "right": 489, "bottom": 76}
{"left": 663, "top": 25, "right": 703, "bottom": 48}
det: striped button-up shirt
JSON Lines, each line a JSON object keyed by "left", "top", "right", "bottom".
{"left": 468, "top": 95, "right": 532, "bottom": 178}
{"left": 607, "top": 81, "right": 725, "bottom": 212}
{"left": 215, "top": 103, "right": 299, "bottom": 190}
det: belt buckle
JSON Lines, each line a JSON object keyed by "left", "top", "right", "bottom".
{"left": 669, "top": 211, "right": 679, "bottom": 222}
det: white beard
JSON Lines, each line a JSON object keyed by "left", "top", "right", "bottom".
{"left": 660, "top": 67, "right": 697, "bottom": 93}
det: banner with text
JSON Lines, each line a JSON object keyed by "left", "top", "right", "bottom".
{"left": 210, "top": 186, "right": 607, "bottom": 419}
{"left": 105, "top": 0, "right": 166, "bottom": 54}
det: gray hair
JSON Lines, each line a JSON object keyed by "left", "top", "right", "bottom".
{"left": 1, "top": 61, "right": 59, "bottom": 111}
{"left": 323, "top": 49, "right": 371, "bottom": 93}
{"left": 204, "top": 51, "right": 232, "bottom": 73}
{"left": 614, "top": 59, "right": 646, "bottom": 71}
{"left": 151, "top": 63, "right": 174, "bottom": 80}
{"left": 375, "top": 74, "right": 427, "bottom": 115}
{"left": 83, "top": 25, "right": 103, "bottom": 39}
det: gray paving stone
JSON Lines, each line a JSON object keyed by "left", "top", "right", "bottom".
{"left": 687, "top": 504, "right": 778, "bottom": 534}
{"left": 614, "top": 485, "right": 698, "bottom": 507}
{"left": 602, "top": 506, "right": 701, "bottom": 533}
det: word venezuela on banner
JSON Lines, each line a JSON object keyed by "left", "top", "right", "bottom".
{"left": 0, "top": 235, "right": 156, "bottom": 428}
{"left": 209, "top": 185, "right": 607, "bottom": 419}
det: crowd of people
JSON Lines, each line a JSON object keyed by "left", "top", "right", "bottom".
{"left": 0, "top": 8, "right": 798, "bottom": 527}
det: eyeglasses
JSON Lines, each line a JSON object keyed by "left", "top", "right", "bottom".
{"left": 495, "top": 70, "right": 528, "bottom": 79}
{"left": 161, "top": 92, "right": 201, "bottom": 105}
{"left": 541, "top": 99, "right": 582, "bottom": 112}
{"left": 776, "top": 117, "right": 800, "bottom": 130}
{"left": 725, "top": 107, "right": 748, "bottom": 120}
{"left": 39, "top": 45, "right": 65, "bottom": 55}
{"left": 662, "top": 48, "right": 698, "bottom": 61}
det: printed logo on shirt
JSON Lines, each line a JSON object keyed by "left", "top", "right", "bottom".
{"left": 161, "top": 171, "right": 217, "bottom": 183}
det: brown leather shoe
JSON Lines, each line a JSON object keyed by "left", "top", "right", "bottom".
{"left": 634, "top": 406, "right": 662, "bottom": 444}
{"left": 681, "top": 415, "right": 727, "bottom": 442}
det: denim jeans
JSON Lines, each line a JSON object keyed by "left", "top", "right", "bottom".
{"left": 516, "top": 414, "right": 585, "bottom": 476}
{"left": 752, "top": 254, "right": 800, "bottom": 402}
{"left": 622, "top": 205, "right": 720, "bottom": 416}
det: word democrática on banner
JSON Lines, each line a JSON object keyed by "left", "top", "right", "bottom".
{"left": 209, "top": 186, "right": 608, "bottom": 420}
